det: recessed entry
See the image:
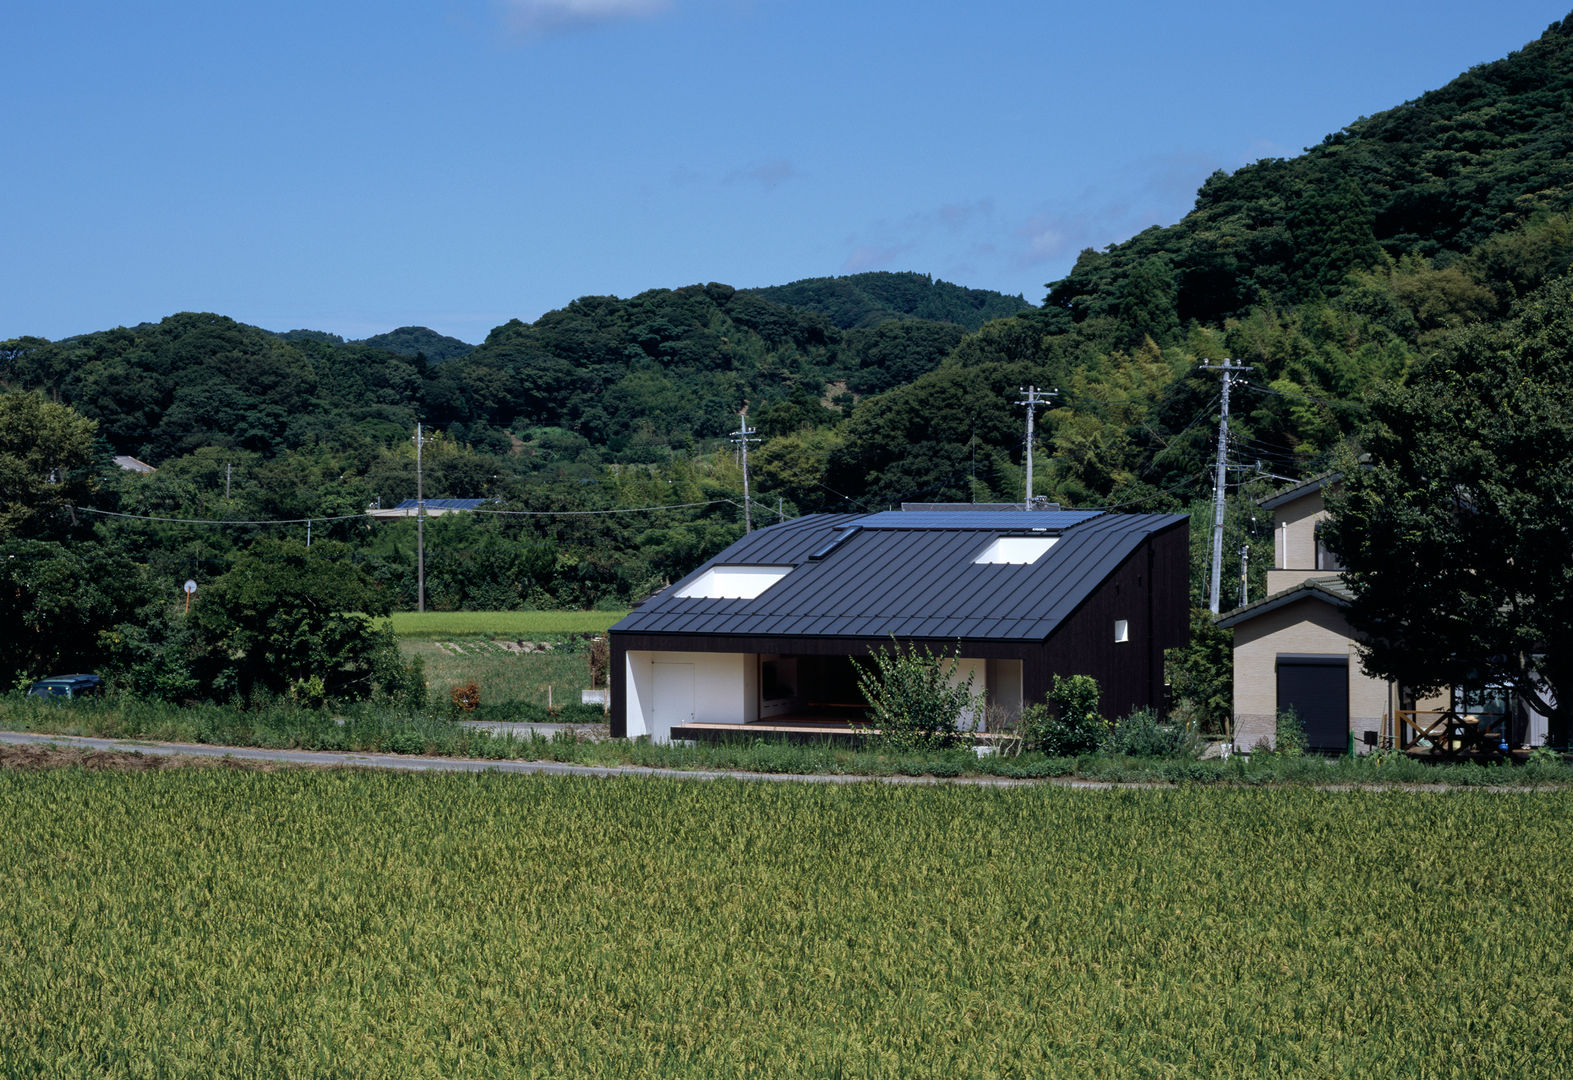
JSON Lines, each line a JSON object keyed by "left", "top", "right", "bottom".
{"left": 675, "top": 565, "right": 792, "bottom": 599}
{"left": 974, "top": 536, "right": 1059, "bottom": 564}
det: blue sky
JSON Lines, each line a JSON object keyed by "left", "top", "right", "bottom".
{"left": 5, "top": 1, "right": 1570, "bottom": 344}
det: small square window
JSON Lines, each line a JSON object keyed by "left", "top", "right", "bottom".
{"left": 1114, "top": 619, "right": 1129, "bottom": 643}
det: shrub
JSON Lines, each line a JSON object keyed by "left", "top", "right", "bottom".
{"left": 1273, "top": 708, "right": 1308, "bottom": 757}
{"left": 1103, "top": 707, "right": 1202, "bottom": 759}
{"left": 1020, "top": 674, "right": 1107, "bottom": 756}
{"left": 449, "top": 681, "right": 480, "bottom": 715}
{"left": 854, "top": 639, "right": 979, "bottom": 752}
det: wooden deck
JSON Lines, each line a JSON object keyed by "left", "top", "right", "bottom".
{"left": 670, "top": 714, "right": 1009, "bottom": 745}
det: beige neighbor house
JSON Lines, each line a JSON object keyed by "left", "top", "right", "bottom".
{"left": 1218, "top": 474, "right": 1549, "bottom": 753}
{"left": 1217, "top": 475, "right": 1392, "bottom": 753}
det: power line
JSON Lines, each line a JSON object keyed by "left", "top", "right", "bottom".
{"left": 75, "top": 498, "right": 742, "bottom": 528}
{"left": 78, "top": 508, "right": 369, "bottom": 525}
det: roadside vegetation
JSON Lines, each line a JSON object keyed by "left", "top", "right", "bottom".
{"left": 4, "top": 692, "right": 1570, "bottom": 787}
{"left": 1, "top": 768, "right": 1569, "bottom": 1078}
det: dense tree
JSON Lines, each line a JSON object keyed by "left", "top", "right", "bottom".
{"left": 355, "top": 326, "right": 475, "bottom": 362}
{"left": 192, "top": 538, "right": 404, "bottom": 703}
{"left": 1324, "top": 272, "right": 1573, "bottom": 746}
{"left": 747, "top": 271, "right": 1029, "bottom": 330}
{"left": 0, "top": 391, "right": 98, "bottom": 540}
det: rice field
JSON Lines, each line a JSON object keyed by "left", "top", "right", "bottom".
{"left": 1, "top": 769, "right": 1569, "bottom": 1079}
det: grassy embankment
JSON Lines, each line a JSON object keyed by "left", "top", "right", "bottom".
{"left": 4, "top": 690, "right": 1572, "bottom": 785}
{"left": 383, "top": 609, "right": 624, "bottom": 716}
{"left": 1, "top": 769, "right": 1569, "bottom": 1079}
{"left": 6, "top": 611, "right": 1572, "bottom": 784}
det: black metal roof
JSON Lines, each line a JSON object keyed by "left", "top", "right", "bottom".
{"left": 612, "top": 509, "right": 1187, "bottom": 642}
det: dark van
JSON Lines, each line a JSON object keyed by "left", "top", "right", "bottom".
{"left": 27, "top": 674, "right": 104, "bottom": 700}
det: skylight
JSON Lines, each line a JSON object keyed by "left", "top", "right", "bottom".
{"left": 675, "top": 565, "right": 793, "bottom": 599}
{"left": 974, "top": 536, "right": 1059, "bottom": 565}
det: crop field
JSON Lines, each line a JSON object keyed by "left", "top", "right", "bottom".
{"left": 2, "top": 771, "right": 1570, "bottom": 1079}
{"left": 402, "top": 637, "right": 592, "bottom": 712}
{"left": 386, "top": 610, "right": 627, "bottom": 638}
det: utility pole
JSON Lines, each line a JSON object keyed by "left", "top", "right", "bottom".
{"left": 1239, "top": 543, "right": 1250, "bottom": 607}
{"left": 1016, "top": 386, "right": 1057, "bottom": 509}
{"left": 225, "top": 463, "right": 231, "bottom": 500}
{"left": 730, "top": 405, "right": 759, "bottom": 532}
{"left": 1199, "top": 359, "right": 1253, "bottom": 614}
{"left": 414, "top": 423, "right": 427, "bottom": 613}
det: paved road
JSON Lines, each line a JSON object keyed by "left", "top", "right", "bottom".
{"left": 2, "top": 730, "right": 1540, "bottom": 792}
{"left": 0, "top": 729, "right": 1052, "bottom": 787}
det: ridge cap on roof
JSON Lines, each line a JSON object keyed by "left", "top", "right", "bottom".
{"left": 1216, "top": 574, "right": 1350, "bottom": 628}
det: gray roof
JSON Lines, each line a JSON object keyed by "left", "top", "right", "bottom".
{"left": 613, "top": 509, "right": 1186, "bottom": 642}
{"left": 1259, "top": 472, "right": 1339, "bottom": 511}
{"left": 1215, "top": 575, "right": 1352, "bottom": 628}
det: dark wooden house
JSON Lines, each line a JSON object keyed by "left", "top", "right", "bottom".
{"left": 608, "top": 507, "right": 1190, "bottom": 740}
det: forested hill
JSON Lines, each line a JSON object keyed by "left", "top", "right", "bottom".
{"left": 357, "top": 327, "right": 475, "bottom": 362}
{"left": 744, "top": 271, "right": 1030, "bottom": 330}
{"left": 7, "top": 13, "right": 1573, "bottom": 626}
{"left": 0, "top": 277, "right": 1024, "bottom": 463}
{"left": 1046, "top": 13, "right": 1573, "bottom": 327}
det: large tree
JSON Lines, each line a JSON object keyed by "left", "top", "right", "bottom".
{"left": 0, "top": 390, "right": 97, "bottom": 540}
{"left": 1324, "top": 272, "right": 1573, "bottom": 746}
{"left": 192, "top": 538, "right": 404, "bottom": 703}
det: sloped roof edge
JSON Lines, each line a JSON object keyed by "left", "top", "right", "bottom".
{"left": 1259, "top": 472, "right": 1340, "bottom": 511}
{"left": 1216, "top": 575, "right": 1351, "bottom": 628}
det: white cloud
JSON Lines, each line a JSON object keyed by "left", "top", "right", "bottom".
{"left": 497, "top": 0, "right": 670, "bottom": 35}
{"left": 841, "top": 241, "right": 914, "bottom": 274}
{"left": 725, "top": 158, "right": 796, "bottom": 191}
{"left": 838, "top": 198, "right": 996, "bottom": 274}
{"left": 1009, "top": 151, "right": 1224, "bottom": 272}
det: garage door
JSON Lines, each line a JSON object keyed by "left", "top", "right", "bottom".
{"left": 1276, "top": 654, "right": 1349, "bottom": 753}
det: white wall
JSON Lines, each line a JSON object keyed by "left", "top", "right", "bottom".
{"left": 949, "top": 657, "right": 989, "bottom": 731}
{"left": 623, "top": 650, "right": 757, "bottom": 742}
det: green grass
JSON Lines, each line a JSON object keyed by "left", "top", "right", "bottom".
{"left": 1, "top": 770, "right": 1570, "bottom": 1078}
{"left": 403, "top": 637, "right": 592, "bottom": 712}
{"left": 384, "top": 610, "right": 628, "bottom": 638}
{"left": 4, "top": 693, "right": 1573, "bottom": 786}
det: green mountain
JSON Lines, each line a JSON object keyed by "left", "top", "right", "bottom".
{"left": 357, "top": 326, "right": 475, "bottom": 362}
{"left": 746, "top": 271, "right": 1030, "bottom": 330}
{"left": 6, "top": 15, "right": 1573, "bottom": 617}
{"left": 1047, "top": 14, "right": 1573, "bottom": 327}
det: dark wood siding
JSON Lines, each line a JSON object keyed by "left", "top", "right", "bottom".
{"left": 1032, "top": 519, "right": 1188, "bottom": 718}
{"left": 610, "top": 520, "right": 1190, "bottom": 737}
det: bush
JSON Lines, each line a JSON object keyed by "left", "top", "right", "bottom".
{"left": 1103, "top": 707, "right": 1202, "bottom": 759}
{"left": 449, "top": 681, "right": 480, "bottom": 716}
{"left": 854, "top": 639, "right": 979, "bottom": 752}
{"left": 1020, "top": 674, "right": 1107, "bottom": 756}
{"left": 1252, "top": 709, "right": 1308, "bottom": 756}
